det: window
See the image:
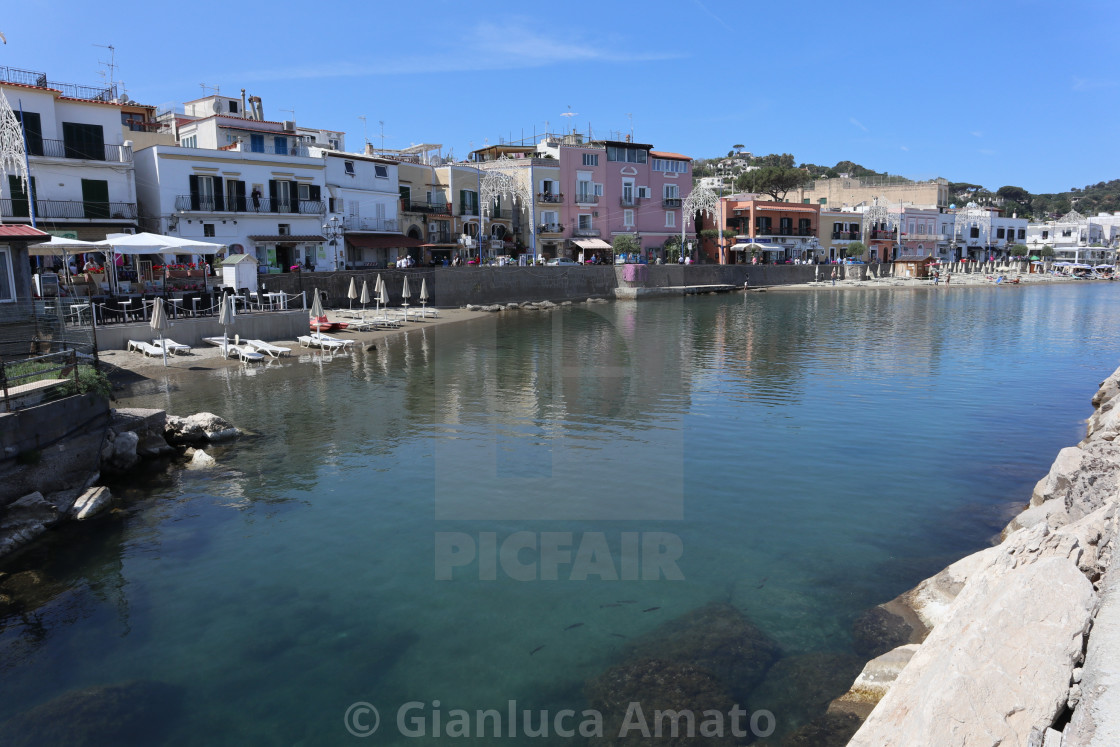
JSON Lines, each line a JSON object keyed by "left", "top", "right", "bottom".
{"left": 274, "top": 136, "right": 287, "bottom": 155}
{"left": 996, "top": 228, "right": 1006, "bottom": 239}
{"left": 637, "top": 186, "right": 650, "bottom": 199}
{"left": 329, "top": 138, "right": 340, "bottom": 150}
{"left": 651, "top": 158, "right": 688, "bottom": 173}
{"left": 62, "top": 122, "right": 106, "bottom": 160}
{"left": 249, "top": 134, "right": 264, "bottom": 153}
{"left": 664, "top": 184, "right": 679, "bottom": 199}
{"left": 14, "top": 110, "right": 43, "bottom": 156}
{"left": 1018, "top": 229, "right": 1026, "bottom": 239}
{"left": 299, "top": 183, "right": 310, "bottom": 201}
{"left": 0, "top": 246, "right": 14, "bottom": 302}
{"left": 374, "top": 164, "right": 388, "bottom": 178}
{"left": 582, "top": 153, "right": 599, "bottom": 166}
{"left": 665, "top": 211, "right": 675, "bottom": 227}
{"left": 182, "top": 135, "right": 197, "bottom": 149}
{"left": 578, "top": 214, "right": 592, "bottom": 230}
{"left": 624, "top": 209, "right": 634, "bottom": 227}
{"left": 203, "top": 223, "right": 215, "bottom": 237}
{"left": 803, "top": 199, "right": 810, "bottom": 204}
{"left": 460, "top": 189, "right": 479, "bottom": 215}
{"left": 278, "top": 224, "right": 291, "bottom": 236}
{"left": 606, "top": 146, "right": 647, "bottom": 163}
{"left": 228, "top": 100, "right": 239, "bottom": 114}
{"left": 819, "top": 198, "right": 827, "bottom": 205}
{"left": 344, "top": 161, "right": 355, "bottom": 175}
{"left": 226, "top": 179, "right": 245, "bottom": 211}
{"left": 576, "top": 172, "right": 594, "bottom": 201}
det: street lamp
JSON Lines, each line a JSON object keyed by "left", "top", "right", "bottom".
{"left": 322, "top": 215, "right": 343, "bottom": 270}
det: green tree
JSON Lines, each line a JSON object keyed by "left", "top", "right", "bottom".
{"left": 1010, "top": 244, "right": 1029, "bottom": 256}
{"left": 612, "top": 233, "right": 640, "bottom": 262}
{"left": 1039, "top": 245, "right": 1055, "bottom": 257}
{"left": 997, "top": 186, "right": 1031, "bottom": 204}
{"left": 736, "top": 166, "right": 811, "bottom": 201}
{"left": 844, "top": 241, "right": 867, "bottom": 259}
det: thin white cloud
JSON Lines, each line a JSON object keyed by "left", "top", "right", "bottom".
{"left": 971, "top": 131, "right": 983, "bottom": 138}
{"left": 849, "top": 118, "right": 868, "bottom": 132}
{"left": 691, "top": 0, "right": 735, "bottom": 33}
{"left": 900, "top": 145, "right": 909, "bottom": 151}
{"left": 232, "top": 21, "right": 681, "bottom": 81}
{"left": 1072, "top": 77, "right": 1117, "bottom": 91}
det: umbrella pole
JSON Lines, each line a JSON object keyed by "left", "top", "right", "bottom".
{"left": 160, "top": 333, "right": 167, "bottom": 367}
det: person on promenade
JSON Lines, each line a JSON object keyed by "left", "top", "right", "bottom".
{"left": 946, "top": 272, "right": 951, "bottom": 285}
{"left": 831, "top": 268, "right": 837, "bottom": 286}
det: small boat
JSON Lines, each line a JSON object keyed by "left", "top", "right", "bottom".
{"left": 310, "top": 315, "right": 348, "bottom": 332}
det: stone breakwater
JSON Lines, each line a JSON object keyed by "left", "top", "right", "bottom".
{"left": 0, "top": 408, "right": 240, "bottom": 561}
{"left": 831, "top": 365, "right": 1120, "bottom": 747}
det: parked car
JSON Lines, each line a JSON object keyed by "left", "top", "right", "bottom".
{"left": 547, "top": 257, "right": 580, "bottom": 266}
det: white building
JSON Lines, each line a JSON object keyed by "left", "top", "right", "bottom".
{"left": 134, "top": 144, "right": 327, "bottom": 274}
{"left": 1, "top": 74, "right": 141, "bottom": 241}
{"left": 1026, "top": 210, "right": 1109, "bottom": 263}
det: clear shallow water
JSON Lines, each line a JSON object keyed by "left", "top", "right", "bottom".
{"left": 2, "top": 282, "right": 1118, "bottom": 744}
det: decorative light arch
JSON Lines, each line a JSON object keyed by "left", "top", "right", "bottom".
{"left": 863, "top": 198, "right": 901, "bottom": 261}
{"left": 680, "top": 184, "right": 719, "bottom": 259}
{"left": 479, "top": 156, "right": 532, "bottom": 251}
{"left": 954, "top": 202, "right": 992, "bottom": 257}
{"left": 0, "top": 92, "right": 29, "bottom": 211}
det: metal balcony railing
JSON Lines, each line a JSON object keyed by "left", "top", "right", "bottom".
{"left": 574, "top": 193, "right": 599, "bottom": 204}
{"left": 342, "top": 217, "right": 398, "bottom": 232}
{"left": 174, "top": 195, "right": 324, "bottom": 214}
{"left": 831, "top": 231, "right": 861, "bottom": 240}
{"left": 430, "top": 232, "right": 454, "bottom": 244}
{"left": 27, "top": 138, "right": 132, "bottom": 163}
{"left": 572, "top": 227, "right": 600, "bottom": 237}
{"left": 662, "top": 197, "right": 682, "bottom": 208}
{"left": 538, "top": 223, "right": 564, "bottom": 234}
{"left": 401, "top": 200, "right": 450, "bottom": 214}
{"left": 243, "top": 145, "right": 310, "bottom": 157}
{"left": 0, "top": 198, "right": 137, "bottom": 220}
{"left": 0, "top": 65, "right": 117, "bottom": 101}
{"left": 537, "top": 192, "right": 564, "bottom": 203}
{"left": 870, "top": 229, "right": 897, "bottom": 239}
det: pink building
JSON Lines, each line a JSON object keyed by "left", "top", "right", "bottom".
{"left": 555, "top": 140, "right": 690, "bottom": 260}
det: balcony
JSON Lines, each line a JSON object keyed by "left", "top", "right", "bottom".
{"left": 767, "top": 227, "right": 816, "bottom": 237}
{"left": 460, "top": 206, "right": 480, "bottom": 216}
{"left": 174, "top": 195, "right": 324, "bottom": 214}
{"left": 430, "top": 231, "right": 454, "bottom": 244}
{"left": 831, "top": 231, "right": 861, "bottom": 240}
{"left": 486, "top": 208, "right": 514, "bottom": 220}
{"left": 538, "top": 223, "right": 564, "bottom": 234}
{"left": 662, "top": 198, "right": 682, "bottom": 208}
{"left": 572, "top": 227, "right": 600, "bottom": 238}
{"left": 1, "top": 198, "right": 136, "bottom": 220}
{"left": 27, "top": 138, "right": 132, "bottom": 163}
{"left": 620, "top": 196, "right": 643, "bottom": 207}
{"left": 343, "top": 216, "right": 398, "bottom": 233}
{"left": 242, "top": 145, "right": 310, "bottom": 157}
{"left": 870, "top": 229, "right": 897, "bottom": 239}
{"left": 401, "top": 200, "right": 450, "bottom": 215}
{"left": 537, "top": 192, "right": 564, "bottom": 204}
{"left": 574, "top": 193, "right": 599, "bottom": 204}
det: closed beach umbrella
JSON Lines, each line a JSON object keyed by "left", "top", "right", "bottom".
{"left": 379, "top": 280, "right": 389, "bottom": 312}
{"left": 218, "top": 294, "right": 236, "bottom": 357}
{"left": 310, "top": 287, "right": 325, "bottom": 329}
{"left": 374, "top": 274, "right": 383, "bottom": 314}
{"left": 347, "top": 276, "right": 358, "bottom": 309}
{"left": 419, "top": 277, "right": 429, "bottom": 314}
{"left": 360, "top": 280, "right": 371, "bottom": 317}
{"left": 149, "top": 297, "right": 169, "bottom": 367}
{"left": 401, "top": 276, "right": 411, "bottom": 312}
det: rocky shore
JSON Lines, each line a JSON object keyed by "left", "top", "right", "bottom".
{"left": 830, "top": 364, "right": 1120, "bottom": 746}
{"left": 0, "top": 408, "right": 241, "bottom": 562}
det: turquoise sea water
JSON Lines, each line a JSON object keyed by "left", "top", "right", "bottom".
{"left": 1, "top": 282, "right": 1118, "bottom": 744}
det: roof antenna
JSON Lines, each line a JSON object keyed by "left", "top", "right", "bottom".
{"left": 561, "top": 105, "right": 577, "bottom": 134}
{"left": 93, "top": 43, "right": 117, "bottom": 93}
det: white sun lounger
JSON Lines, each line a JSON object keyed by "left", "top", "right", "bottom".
{"left": 310, "top": 332, "right": 355, "bottom": 350}
{"left": 228, "top": 344, "right": 265, "bottom": 363}
{"left": 368, "top": 315, "right": 401, "bottom": 329}
{"left": 127, "top": 340, "right": 165, "bottom": 357}
{"left": 154, "top": 339, "right": 191, "bottom": 355}
{"left": 299, "top": 334, "right": 343, "bottom": 351}
{"left": 245, "top": 339, "right": 292, "bottom": 358}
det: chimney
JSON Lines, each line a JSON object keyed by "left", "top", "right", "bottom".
{"left": 241, "top": 88, "right": 247, "bottom": 119}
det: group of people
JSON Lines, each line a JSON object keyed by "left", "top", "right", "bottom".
{"left": 394, "top": 255, "right": 417, "bottom": 269}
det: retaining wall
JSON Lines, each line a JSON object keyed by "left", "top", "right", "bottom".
{"left": 94, "top": 310, "right": 307, "bottom": 350}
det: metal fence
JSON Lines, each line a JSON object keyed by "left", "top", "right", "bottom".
{"left": 0, "top": 300, "right": 97, "bottom": 411}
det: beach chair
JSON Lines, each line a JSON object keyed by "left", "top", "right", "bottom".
{"left": 154, "top": 339, "right": 191, "bottom": 355}
{"left": 310, "top": 332, "right": 354, "bottom": 350}
{"left": 127, "top": 340, "right": 163, "bottom": 358}
{"left": 245, "top": 339, "right": 292, "bottom": 358}
{"left": 228, "top": 344, "right": 266, "bottom": 364}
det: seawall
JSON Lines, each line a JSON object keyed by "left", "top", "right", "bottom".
{"left": 835, "top": 365, "right": 1120, "bottom": 746}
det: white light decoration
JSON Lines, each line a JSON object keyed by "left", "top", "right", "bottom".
{"left": 680, "top": 184, "right": 718, "bottom": 258}
{"left": 0, "top": 91, "right": 28, "bottom": 216}
{"left": 954, "top": 201, "right": 992, "bottom": 257}
{"left": 863, "top": 198, "right": 901, "bottom": 258}
{"left": 479, "top": 156, "right": 531, "bottom": 255}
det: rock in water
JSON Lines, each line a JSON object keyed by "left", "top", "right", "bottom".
{"left": 0, "top": 492, "right": 60, "bottom": 557}
{"left": 164, "top": 413, "right": 240, "bottom": 445}
{"left": 1, "top": 680, "right": 181, "bottom": 747}
{"left": 71, "top": 486, "right": 113, "bottom": 520}
{"left": 585, "top": 659, "right": 740, "bottom": 746}
{"left": 186, "top": 450, "right": 216, "bottom": 470}
{"left": 748, "top": 652, "right": 865, "bottom": 736}
{"left": 850, "top": 604, "right": 921, "bottom": 659}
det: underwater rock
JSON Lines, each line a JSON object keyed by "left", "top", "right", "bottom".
{"left": 749, "top": 652, "right": 865, "bottom": 736}
{"left": 850, "top": 605, "right": 916, "bottom": 659}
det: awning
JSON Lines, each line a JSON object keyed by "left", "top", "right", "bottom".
{"left": 0, "top": 225, "right": 51, "bottom": 240}
{"left": 731, "top": 242, "right": 783, "bottom": 252}
{"left": 347, "top": 234, "right": 426, "bottom": 249}
{"left": 573, "top": 239, "right": 612, "bottom": 250}
{"left": 248, "top": 235, "right": 327, "bottom": 243}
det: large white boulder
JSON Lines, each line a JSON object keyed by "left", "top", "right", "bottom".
{"left": 165, "top": 413, "right": 240, "bottom": 445}
{"left": 71, "top": 486, "right": 113, "bottom": 520}
{"left": 847, "top": 557, "right": 1096, "bottom": 747}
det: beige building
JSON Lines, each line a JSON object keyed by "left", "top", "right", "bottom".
{"left": 788, "top": 176, "right": 949, "bottom": 210}
{"left": 818, "top": 208, "right": 864, "bottom": 262}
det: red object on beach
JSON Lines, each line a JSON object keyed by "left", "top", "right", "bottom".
{"left": 310, "top": 315, "right": 348, "bottom": 332}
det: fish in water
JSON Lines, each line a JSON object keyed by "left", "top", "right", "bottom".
{"left": 757, "top": 577, "right": 768, "bottom": 589}
{"left": 609, "top": 633, "right": 627, "bottom": 639}
{"left": 617, "top": 600, "right": 637, "bottom": 604}
{"left": 600, "top": 603, "right": 622, "bottom": 608}
{"left": 642, "top": 607, "right": 660, "bottom": 613}
{"left": 563, "top": 623, "right": 584, "bottom": 631}
{"left": 529, "top": 645, "right": 545, "bottom": 656}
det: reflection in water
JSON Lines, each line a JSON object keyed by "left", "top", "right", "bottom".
{"left": 0, "top": 283, "right": 1117, "bottom": 744}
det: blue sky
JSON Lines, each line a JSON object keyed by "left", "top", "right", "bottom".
{"left": 3, "top": 0, "right": 1117, "bottom": 194}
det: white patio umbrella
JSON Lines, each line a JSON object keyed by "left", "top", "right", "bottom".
{"left": 347, "top": 276, "right": 358, "bottom": 310}
{"left": 310, "top": 287, "right": 325, "bottom": 327}
{"left": 401, "top": 276, "right": 411, "bottom": 315}
{"left": 374, "top": 274, "right": 384, "bottom": 314}
{"left": 218, "top": 294, "right": 236, "bottom": 357}
{"left": 28, "top": 235, "right": 108, "bottom": 295}
{"left": 419, "top": 277, "right": 430, "bottom": 315}
{"left": 379, "top": 279, "right": 389, "bottom": 315}
{"left": 359, "top": 280, "right": 371, "bottom": 319}
{"left": 150, "top": 297, "right": 169, "bottom": 367}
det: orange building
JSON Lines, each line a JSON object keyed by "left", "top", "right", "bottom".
{"left": 715, "top": 197, "right": 820, "bottom": 264}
